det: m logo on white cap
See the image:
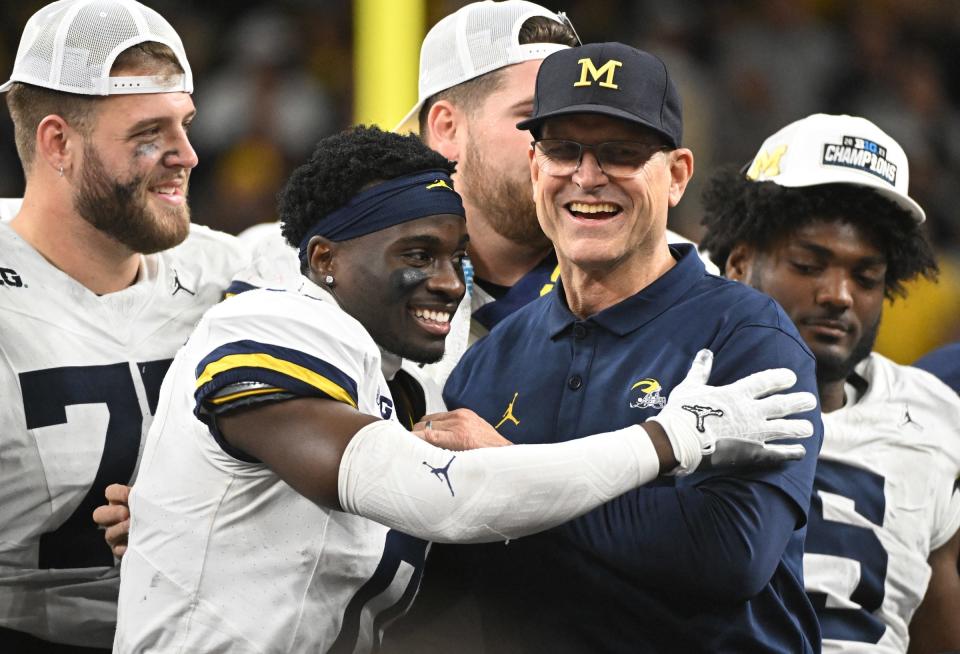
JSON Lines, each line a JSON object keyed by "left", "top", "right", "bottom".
{"left": 574, "top": 58, "right": 622, "bottom": 90}
{"left": 746, "top": 145, "right": 787, "bottom": 181}
{"left": 822, "top": 136, "right": 897, "bottom": 186}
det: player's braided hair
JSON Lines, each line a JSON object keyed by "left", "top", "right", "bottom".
{"left": 699, "top": 166, "right": 938, "bottom": 300}
{"left": 279, "top": 124, "right": 457, "bottom": 249}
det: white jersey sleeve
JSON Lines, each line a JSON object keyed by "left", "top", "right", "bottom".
{"left": 0, "top": 222, "right": 244, "bottom": 647}
{"left": 116, "top": 286, "right": 429, "bottom": 654}
{"left": 803, "top": 353, "right": 960, "bottom": 654}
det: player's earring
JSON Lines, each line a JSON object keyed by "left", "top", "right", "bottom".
{"left": 323, "top": 274, "right": 335, "bottom": 287}
{"left": 58, "top": 166, "right": 64, "bottom": 178}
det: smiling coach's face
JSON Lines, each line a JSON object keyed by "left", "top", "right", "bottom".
{"left": 530, "top": 114, "right": 690, "bottom": 275}
{"left": 316, "top": 214, "right": 468, "bottom": 364}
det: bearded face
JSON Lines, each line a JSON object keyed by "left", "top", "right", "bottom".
{"left": 74, "top": 139, "right": 191, "bottom": 254}
{"left": 460, "top": 134, "right": 549, "bottom": 249}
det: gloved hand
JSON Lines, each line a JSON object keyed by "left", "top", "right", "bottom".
{"left": 648, "top": 349, "right": 816, "bottom": 475}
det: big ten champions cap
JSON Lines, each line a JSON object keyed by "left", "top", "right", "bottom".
{"left": 745, "top": 113, "right": 925, "bottom": 223}
{"left": 394, "top": 0, "right": 571, "bottom": 133}
{"left": 0, "top": 0, "right": 192, "bottom": 96}
{"left": 517, "top": 41, "right": 682, "bottom": 147}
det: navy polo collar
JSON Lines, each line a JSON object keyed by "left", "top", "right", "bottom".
{"left": 472, "top": 251, "right": 558, "bottom": 332}
{"left": 545, "top": 243, "right": 706, "bottom": 338}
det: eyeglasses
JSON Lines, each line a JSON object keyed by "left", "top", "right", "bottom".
{"left": 532, "top": 139, "right": 670, "bottom": 178}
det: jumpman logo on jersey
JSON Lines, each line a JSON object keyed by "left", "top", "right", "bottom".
{"left": 899, "top": 403, "right": 923, "bottom": 430}
{"left": 171, "top": 269, "right": 196, "bottom": 296}
{"left": 681, "top": 404, "right": 724, "bottom": 433}
{"left": 423, "top": 456, "right": 457, "bottom": 497}
{"left": 494, "top": 392, "right": 520, "bottom": 429}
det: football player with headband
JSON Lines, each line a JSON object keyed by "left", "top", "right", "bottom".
{"left": 115, "top": 125, "right": 815, "bottom": 653}
{"left": 0, "top": 1, "right": 245, "bottom": 651}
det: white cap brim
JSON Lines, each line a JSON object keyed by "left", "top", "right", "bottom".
{"left": 394, "top": 102, "right": 422, "bottom": 134}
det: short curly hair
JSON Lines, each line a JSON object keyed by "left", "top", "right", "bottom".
{"left": 279, "top": 125, "right": 456, "bottom": 250}
{"left": 699, "top": 166, "right": 938, "bottom": 299}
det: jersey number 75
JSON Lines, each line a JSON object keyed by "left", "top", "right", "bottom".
{"left": 20, "top": 360, "right": 172, "bottom": 570}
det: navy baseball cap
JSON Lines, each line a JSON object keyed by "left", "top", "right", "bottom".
{"left": 516, "top": 42, "right": 682, "bottom": 147}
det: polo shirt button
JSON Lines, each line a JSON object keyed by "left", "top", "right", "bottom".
{"left": 573, "top": 324, "right": 587, "bottom": 339}
{"left": 568, "top": 375, "right": 583, "bottom": 390}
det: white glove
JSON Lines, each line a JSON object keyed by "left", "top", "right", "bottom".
{"left": 648, "top": 349, "right": 816, "bottom": 475}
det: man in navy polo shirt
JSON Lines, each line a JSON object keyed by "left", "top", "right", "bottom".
{"left": 426, "top": 43, "right": 824, "bottom": 653}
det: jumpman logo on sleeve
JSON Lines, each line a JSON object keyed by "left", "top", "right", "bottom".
{"left": 423, "top": 456, "right": 457, "bottom": 497}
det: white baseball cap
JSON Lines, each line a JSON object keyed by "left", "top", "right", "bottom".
{"left": 745, "top": 113, "right": 925, "bottom": 223}
{"left": 0, "top": 0, "right": 192, "bottom": 96}
{"left": 394, "top": 0, "right": 572, "bottom": 134}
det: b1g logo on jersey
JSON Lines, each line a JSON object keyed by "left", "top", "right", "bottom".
{"left": 822, "top": 136, "right": 897, "bottom": 185}
{"left": 628, "top": 378, "right": 666, "bottom": 409}
{"left": 0, "top": 267, "right": 23, "bottom": 287}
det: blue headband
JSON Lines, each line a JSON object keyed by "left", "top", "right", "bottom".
{"left": 297, "top": 170, "right": 465, "bottom": 263}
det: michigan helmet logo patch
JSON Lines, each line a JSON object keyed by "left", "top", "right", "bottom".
{"left": 629, "top": 378, "right": 666, "bottom": 409}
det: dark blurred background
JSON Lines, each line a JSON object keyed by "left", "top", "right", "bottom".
{"left": 1, "top": 0, "right": 957, "bottom": 361}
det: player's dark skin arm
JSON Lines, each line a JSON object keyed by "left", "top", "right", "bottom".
{"left": 92, "top": 401, "right": 375, "bottom": 549}
{"left": 907, "top": 527, "right": 960, "bottom": 654}
{"left": 218, "top": 397, "right": 376, "bottom": 511}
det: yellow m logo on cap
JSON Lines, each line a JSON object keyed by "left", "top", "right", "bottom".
{"left": 746, "top": 145, "right": 788, "bottom": 180}
{"left": 574, "top": 58, "right": 622, "bottom": 90}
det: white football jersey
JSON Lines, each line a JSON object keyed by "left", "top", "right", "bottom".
{"left": 0, "top": 222, "right": 245, "bottom": 647}
{"left": 115, "top": 283, "right": 433, "bottom": 654}
{"left": 803, "top": 352, "right": 960, "bottom": 653}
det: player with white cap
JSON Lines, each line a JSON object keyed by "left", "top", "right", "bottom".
{"left": 0, "top": 1, "right": 244, "bottom": 651}
{"left": 701, "top": 113, "right": 960, "bottom": 654}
